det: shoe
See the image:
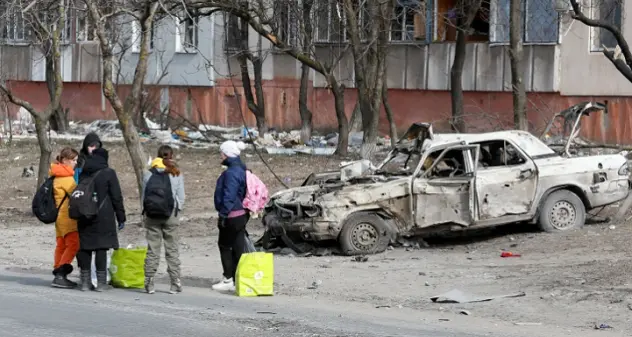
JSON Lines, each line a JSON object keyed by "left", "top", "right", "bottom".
{"left": 145, "top": 277, "right": 155, "bottom": 294}
{"left": 211, "top": 278, "right": 235, "bottom": 292}
{"left": 93, "top": 271, "right": 111, "bottom": 292}
{"left": 63, "top": 276, "right": 78, "bottom": 288}
{"left": 169, "top": 278, "right": 182, "bottom": 294}
{"left": 51, "top": 275, "right": 76, "bottom": 289}
{"left": 79, "top": 269, "right": 91, "bottom": 292}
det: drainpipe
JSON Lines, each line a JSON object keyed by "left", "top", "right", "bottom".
{"left": 209, "top": 13, "right": 216, "bottom": 86}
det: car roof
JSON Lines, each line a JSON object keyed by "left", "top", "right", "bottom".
{"left": 429, "top": 130, "right": 556, "bottom": 157}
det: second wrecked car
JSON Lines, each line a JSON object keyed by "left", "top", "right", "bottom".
{"left": 262, "top": 103, "right": 630, "bottom": 255}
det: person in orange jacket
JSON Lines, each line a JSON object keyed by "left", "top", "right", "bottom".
{"left": 50, "top": 147, "right": 81, "bottom": 288}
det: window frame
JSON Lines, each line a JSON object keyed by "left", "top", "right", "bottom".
{"left": 175, "top": 15, "right": 199, "bottom": 54}
{"left": 589, "top": 0, "right": 623, "bottom": 52}
{"left": 131, "top": 18, "right": 155, "bottom": 54}
{"left": 489, "top": 0, "right": 560, "bottom": 46}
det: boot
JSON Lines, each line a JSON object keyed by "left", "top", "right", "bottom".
{"left": 93, "top": 271, "right": 111, "bottom": 292}
{"left": 79, "top": 269, "right": 91, "bottom": 292}
{"left": 145, "top": 277, "right": 155, "bottom": 294}
{"left": 52, "top": 275, "right": 76, "bottom": 289}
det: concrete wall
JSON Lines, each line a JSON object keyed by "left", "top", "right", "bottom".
{"left": 558, "top": 8, "right": 631, "bottom": 95}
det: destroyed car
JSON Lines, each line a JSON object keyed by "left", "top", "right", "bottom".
{"left": 262, "top": 103, "right": 630, "bottom": 255}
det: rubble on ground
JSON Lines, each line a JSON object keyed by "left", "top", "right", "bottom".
{"left": 2, "top": 113, "right": 391, "bottom": 155}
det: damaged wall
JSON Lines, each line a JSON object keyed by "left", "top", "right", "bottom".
{"left": 3, "top": 78, "right": 632, "bottom": 146}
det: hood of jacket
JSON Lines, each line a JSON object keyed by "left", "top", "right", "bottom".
{"left": 222, "top": 156, "right": 246, "bottom": 170}
{"left": 82, "top": 148, "right": 109, "bottom": 174}
{"left": 49, "top": 163, "right": 75, "bottom": 178}
{"left": 81, "top": 132, "right": 102, "bottom": 155}
{"left": 150, "top": 157, "right": 166, "bottom": 169}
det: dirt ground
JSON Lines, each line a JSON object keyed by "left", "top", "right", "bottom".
{"left": 2, "top": 139, "right": 632, "bottom": 334}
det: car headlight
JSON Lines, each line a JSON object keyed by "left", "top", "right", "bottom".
{"left": 619, "top": 163, "right": 629, "bottom": 176}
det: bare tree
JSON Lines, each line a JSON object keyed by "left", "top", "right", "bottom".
{"left": 509, "top": 0, "right": 527, "bottom": 130}
{"left": 569, "top": 0, "right": 631, "bottom": 80}
{"left": 342, "top": 0, "right": 393, "bottom": 158}
{"left": 0, "top": 0, "right": 66, "bottom": 186}
{"left": 82, "top": 0, "right": 160, "bottom": 194}
{"left": 298, "top": 0, "right": 314, "bottom": 144}
{"left": 183, "top": 0, "right": 351, "bottom": 155}
{"left": 450, "top": 0, "right": 483, "bottom": 132}
{"left": 225, "top": 4, "right": 268, "bottom": 136}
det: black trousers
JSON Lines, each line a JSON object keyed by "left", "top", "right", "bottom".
{"left": 218, "top": 214, "right": 249, "bottom": 280}
{"left": 76, "top": 249, "right": 108, "bottom": 271}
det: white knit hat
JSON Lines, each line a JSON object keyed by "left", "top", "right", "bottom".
{"left": 220, "top": 140, "right": 246, "bottom": 158}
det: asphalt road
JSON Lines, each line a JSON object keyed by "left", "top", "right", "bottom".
{"left": 0, "top": 268, "right": 615, "bottom": 337}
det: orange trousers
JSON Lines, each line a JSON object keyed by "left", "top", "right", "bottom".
{"left": 54, "top": 231, "right": 80, "bottom": 269}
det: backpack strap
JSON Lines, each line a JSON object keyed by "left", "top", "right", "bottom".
{"left": 56, "top": 193, "right": 69, "bottom": 211}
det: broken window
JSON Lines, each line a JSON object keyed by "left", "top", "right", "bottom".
{"left": 475, "top": 140, "right": 526, "bottom": 168}
{"left": 424, "top": 148, "right": 468, "bottom": 178}
{"left": 0, "top": 5, "right": 27, "bottom": 42}
{"left": 380, "top": 151, "right": 422, "bottom": 175}
{"left": 176, "top": 16, "right": 199, "bottom": 52}
{"left": 391, "top": 0, "right": 425, "bottom": 42}
{"left": 490, "top": 0, "right": 559, "bottom": 44}
{"left": 274, "top": 0, "right": 299, "bottom": 45}
{"left": 590, "top": 0, "right": 622, "bottom": 51}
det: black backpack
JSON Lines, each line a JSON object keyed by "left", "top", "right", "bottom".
{"left": 143, "top": 168, "right": 175, "bottom": 219}
{"left": 69, "top": 170, "right": 105, "bottom": 220}
{"left": 32, "top": 177, "right": 67, "bottom": 224}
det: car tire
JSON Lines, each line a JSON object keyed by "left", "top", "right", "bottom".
{"left": 339, "top": 213, "right": 391, "bottom": 256}
{"left": 538, "top": 190, "right": 586, "bottom": 233}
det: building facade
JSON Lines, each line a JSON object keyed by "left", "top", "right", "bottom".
{"left": 0, "top": 0, "right": 629, "bottom": 143}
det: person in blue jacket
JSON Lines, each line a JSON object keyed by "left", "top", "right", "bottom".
{"left": 211, "top": 140, "right": 248, "bottom": 292}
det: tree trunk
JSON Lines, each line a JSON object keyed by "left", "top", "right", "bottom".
{"left": 299, "top": 0, "right": 314, "bottom": 144}
{"left": 34, "top": 115, "right": 52, "bottom": 188}
{"left": 348, "top": 100, "right": 362, "bottom": 132}
{"left": 509, "top": 0, "right": 528, "bottom": 131}
{"left": 330, "top": 80, "right": 349, "bottom": 156}
{"left": 382, "top": 81, "right": 397, "bottom": 147}
{"left": 252, "top": 57, "right": 267, "bottom": 136}
{"left": 450, "top": 16, "right": 467, "bottom": 133}
{"left": 298, "top": 63, "right": 313, "bottom": 144}
{"left": 45, "top": 50, "right": 68, "bottom": 133}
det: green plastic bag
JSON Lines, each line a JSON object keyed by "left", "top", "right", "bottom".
{"left": 109, "top": 247, "right": 147, "bottom": 289}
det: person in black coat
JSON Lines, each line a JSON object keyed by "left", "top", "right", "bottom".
{"left": 76, "top": 145, "right": 126, "bottom": 292}
{"left": 75, "top": 132, "right": 102, "bottom": 182}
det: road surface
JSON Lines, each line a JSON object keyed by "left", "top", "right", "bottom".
{"left": 0, "top": 268, "right": 618, "bottom": 337}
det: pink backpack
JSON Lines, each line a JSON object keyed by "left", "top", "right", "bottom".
{"left": 243, "top": 170, "right": 269, "bottom": 213}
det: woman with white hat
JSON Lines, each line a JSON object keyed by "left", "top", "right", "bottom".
{"left": 212, "top": 140, "right": 249, "bottom": 292}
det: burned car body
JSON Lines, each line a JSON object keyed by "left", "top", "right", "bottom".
{"left": 263, "top": 104, "right": 630, "bottom": 255}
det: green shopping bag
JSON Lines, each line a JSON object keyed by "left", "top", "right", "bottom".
{"left": 109, "top": 247, "right": 147, "bottom": 289}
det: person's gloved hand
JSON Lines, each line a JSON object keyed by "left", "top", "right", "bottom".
{"left": 217, "top": 217, "right": 226, "bottom": 229}
{"left": 118, "top": 222, "right": 125, "bottom": 231}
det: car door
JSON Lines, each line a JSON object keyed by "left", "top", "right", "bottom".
{"left": 411, "top": 144, "right": 480, "bottom": 229}
{"left": 474, "top": 139, "right": 538, "bottom": 221}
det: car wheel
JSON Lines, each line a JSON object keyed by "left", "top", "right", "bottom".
{"left": 538, "top": 190, "right": 586, "bottom": 233}
{"left": 339, "top": 213, "right": 391, "bottom": 256}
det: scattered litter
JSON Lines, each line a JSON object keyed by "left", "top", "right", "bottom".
{"left": 430, "top": 289, "right": 526, "bottom": 304}
{"left": 594, "top": 323, "right": 612, "bottom": 330}
{"left": 256, "top": 311, "right": 277, "bottom": 315}
{"left": 500, "top": 251, "right": 521, "bottom": 258}
{"left": 21, "top": 166, "right": 34, "bottom": 178}
{"left": 307, "top": 280, "right": 322, "bottom": 290}
{"left": 353, "top": 256, "right": 369, "bottom": 262}
{"left": 438, "top": 318, "right": 450, "bottom": 322}
{"left": 609, "top": 225, "right": 616, "bottom": 230}
{"left": 419, "top": 272, "right": 427, "bottom": 276}
{"left": 375, "top": 305, "right": 391, "bottom": 309}
{"left": 425, "top": 282, "right": 430, "bottom": 286}
{"left": 459, "top": 310, "right": 471, "bottom": 316}
{"left": 514, "top": 322, "right": 542, "bottom": 326}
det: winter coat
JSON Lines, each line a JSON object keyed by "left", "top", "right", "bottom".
{"left": 75, "top": 132, "right": 102, "bottom": 183}
{"left": 77, "top": 147, "right": 126, "bottom": 251}
{"left": 49, "top": 163, "right": 77, "bottom": 238}
{"left": 141, "top": 158, "right": 186, "bottom": 213}
{"left": 214, "top": 156, "right": 247, "bottom": 218}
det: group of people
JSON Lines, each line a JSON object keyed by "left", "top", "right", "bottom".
{"left": 49, "top": 132, "right": 251, "bottom": 294}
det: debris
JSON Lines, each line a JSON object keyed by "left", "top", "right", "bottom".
{"left": 256, "top": 311, "right": 277, "bottom": 315}
{"left": 425, "top": 282, "right": 430, "bottom": 286}
{"left": 500, "top": 251, "right": 521, "bottom": 258}
{"left": 21, "top": 166, "right": 34, "bottom": 178}
{"left": 307, "top": 280, "right": 322, "bottom": 290}
{"left": 438, "top": 318, "right": 450, "bottom": 322}
{"left": 375, "top": 305, "right": 391, "bottom": 309}
{"left": 459, "top": 310, "right": 471, "bottom": 316}
{"left": 419, "top": 272, "right": 427, "bottom": 276}
{"left": 514, "top": 322, "right": 542, "bottom": 326}
{"left": 609, "top": 225, "right": 616, "bottom": 230}
{"left": 353, "top": 256, "right": 369, "bottom": 262}
{"left": 594, "top": 323, "right": 612, "bottom": 330}
{"left": 430, "top": 289, "right": 526, "bottom": 304}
